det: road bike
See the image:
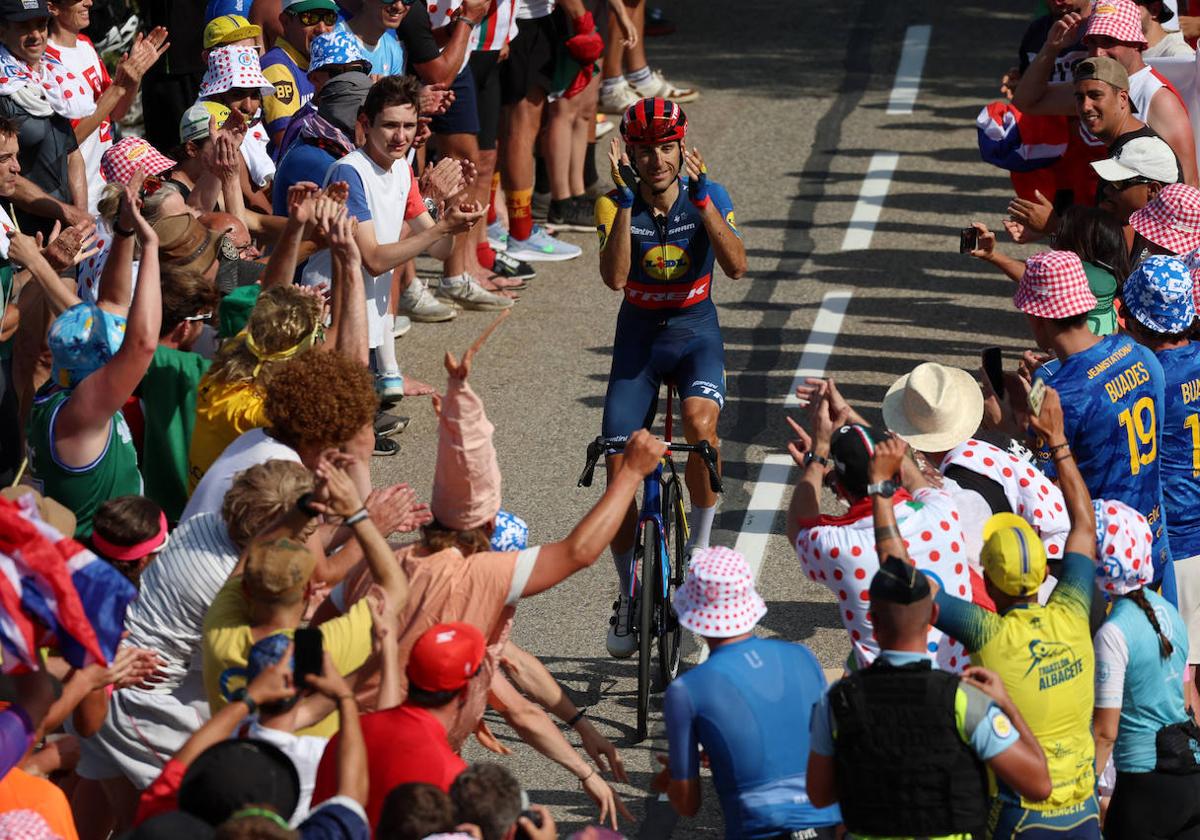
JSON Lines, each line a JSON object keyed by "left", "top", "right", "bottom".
{"left": 578, "top": 389, "right": 722, "bottom": 742}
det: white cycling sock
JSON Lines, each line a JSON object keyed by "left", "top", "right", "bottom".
{"left": 687, "top": 504, "right": 717, "bottom": 550}
{"left": 600, "top": 75, "right": 624, "bottom": 93}
{"left": 612, "top": 547, "right": 635, "bottom": 595}
{"left": 375, "top": 318, "right": 400, "bottom": 374}
{"left": 625, "top": 66, "right": 653, "bottom": 87}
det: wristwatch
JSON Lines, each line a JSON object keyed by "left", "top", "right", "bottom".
{"left": 230, "top": 687, "right": 258, "bottom": 716}
{"left": 866, "top": 479, "right": 898, "bottom": 498}
{"left": 803, "top": 451, "right": 831, "bottom": 469}
{"left": 424, "top": 196, "right": 439, "bottom": 220}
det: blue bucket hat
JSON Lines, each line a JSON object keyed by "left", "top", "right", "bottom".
{"left": 491, "top": 509, "right": 529, "bottom": 552}
{"left": 309, "top": 30, "right": 371, "bottom": 74}
{"left": 1123, "top": 254, "right": 1197, "bottom": 334}
{"left": 48, "top": 303, "right": 127, "bottom": 389}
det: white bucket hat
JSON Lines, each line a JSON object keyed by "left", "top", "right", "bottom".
{"left": 198, "top": 45, "right": 275, "bottom": 99}
{"left": 672, "top": 547, "right": 766, "bottom": 638}
{"left": 881, "top": 362, "right": 984, "bottom": 453}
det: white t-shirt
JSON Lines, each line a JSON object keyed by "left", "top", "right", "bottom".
{"left": 242, "top": 122, "right": 277, "bottom": 188}
{"left": 516, "top": 0, "right": 553, "bottom": 21}
{"left": 179, "top": 428, "right": 301, "bottom": 523}
{"left": 123, "top": 512, "right": 240, "bottom": 691}
{"left": 46, "top": 35, "right": 112, "bottom": 216}
{"left": 247, "top": 723, "right": 329, "bottom": 823}
{"left": 302, "top": 148, "right": 412, "bottom": 349}
{"left": 793, "top": 488, "right": 973, "bottom": 672}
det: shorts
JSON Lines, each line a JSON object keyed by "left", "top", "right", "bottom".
{"left": 1107, "top": 770, "right": 1200, "bottom": 839}
{"left": 1173, "top": 553, "right": 1200, "bottom": 663}
{"left": 429, "top": 64, "right": 480, "bottom": 136}
{"left": 601, "top": 308, "right": 725, "bottom": 440}
{"left": 760, "top": 827, "right": 838, "bottom": 840}
{"left": 987, "top": 796, "right": 1100, "bottom": 839}
{"left": 500, "top": 12, "right": 560, "bottom": 105}
{"left": 468, "top": 50, "right": 502, "bottom": 150}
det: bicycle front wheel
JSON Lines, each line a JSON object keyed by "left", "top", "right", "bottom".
{"left": 636, "top": 520, "right": 659, "bottom": 743}
{"left": 658, "top": 477, "right": 685, "bottom": 687}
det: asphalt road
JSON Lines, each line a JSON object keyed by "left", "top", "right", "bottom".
{"left": 372, "top": 1, "right": 1039, "bottom": 835}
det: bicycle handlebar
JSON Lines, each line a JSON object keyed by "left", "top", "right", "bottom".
{"left": 577, "top": 436, "right": 724, "bottom": 493}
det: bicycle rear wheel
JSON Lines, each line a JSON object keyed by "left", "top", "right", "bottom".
{"left": 657, "top": 477, "right": 685, "bottom": 687}
{"left": 636, "top": 521, "right": 659, "bottom": 743}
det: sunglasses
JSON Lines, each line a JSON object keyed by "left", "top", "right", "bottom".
{"left": 291, "top": 9, "right": 338, "bottom": 26}
{"left": 183, "top": 312, "right": 213, "bottom": 322}
{"left": 1105, "top": 176, "right": 1154, "bottom": 193}
{"left": 381, "top": 0, "right": 418, "bottom": 8}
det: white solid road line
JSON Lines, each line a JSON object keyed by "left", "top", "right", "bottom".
{"left": 840, "top": 152, "right": 899, "bottom": 251}
{"left": 887, "top": 24, "right": 932, "bottom": 115}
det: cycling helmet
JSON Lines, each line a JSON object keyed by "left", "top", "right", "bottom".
{"left": 620, "top": 97, "right": 688, "bottom": 145}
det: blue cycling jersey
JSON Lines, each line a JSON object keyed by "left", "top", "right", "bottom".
{"left": 1154, "top": 342, "right": 1200, "bottom": 561}
{"left": 663, "top": 636, "right": 841, "bottom": 839}
{"left": 1035, "top": 333, "right": 1172, "bottom": 580}
{"left": 595, "top": 176, "right": 738, "bottom": 315}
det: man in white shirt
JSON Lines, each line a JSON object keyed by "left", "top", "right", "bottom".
{"left": 47, "top": 0, "right": 166, "bottom": 214}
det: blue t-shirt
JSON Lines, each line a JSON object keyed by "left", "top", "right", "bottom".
{"left": 272, "top": 142, "right": 338, "bottom": 216}
{"left": 299, "top": 797, "right": 370, "bottom": 840}
{"left": 663, "top": 636, "right": 840, "bottom": 838}
{"left": 333, "top": 20, "right": 405, "bottom": 77}
{"left": 204, "top": 0, "right": 251, "bottom": 20}
{"left": 1154, "top": 342, "right": 1200, "bottom": 561}
{"left": 1094, "top": 589, "right": 1190, "bottom": 773}
{"left": 1036, "top": 333, "right": 1172, "bottom": 580}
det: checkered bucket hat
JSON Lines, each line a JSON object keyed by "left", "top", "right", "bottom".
{"left": 1085, "top": 0, "right": 1149, "bottom": 48}
{"left": 1093, "top": 499, "right": 1154, "bottom": 596}
{"left": 198, "top": 45, "right": 275, "bottom": 98}
{"left": 1123, "top": 255, "right": 1197, "bottom": 334}
{"left": 1013, "top": 250, "right": 1098, "bottom": 319}
{"left": 673, "top": 546, "right": 766, "bottom": 638}
{"left": 1130, "top": 183, "right": 1200, "bottom": 255}
{"left": 100, "top": 137, "right": 176, "bottom": 184}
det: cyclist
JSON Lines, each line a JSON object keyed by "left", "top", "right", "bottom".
{"left": 594, "top": 97, "right": 746, "bottom": 658}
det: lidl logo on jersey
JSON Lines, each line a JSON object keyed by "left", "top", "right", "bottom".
{"left": 1024, "top": 638, "right": 1086, "bottom": 690}
{"left": 643, "top": 245, "right": 690, "bottom": 281}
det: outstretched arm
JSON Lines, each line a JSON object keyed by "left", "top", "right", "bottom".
{"left": 1012, "top": 13, "right": 1080, "bottom": 116}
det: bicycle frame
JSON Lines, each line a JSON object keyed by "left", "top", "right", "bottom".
{"left": 626, "top": 389, "right": 681, "bottom": 602}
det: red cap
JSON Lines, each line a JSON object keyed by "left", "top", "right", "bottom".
{"left": 406, "top": 622, "right": 486, "bottom": 693}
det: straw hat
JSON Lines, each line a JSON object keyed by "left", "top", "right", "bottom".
{"left": 881, "top": 362, "right": 983, "bottom": 453}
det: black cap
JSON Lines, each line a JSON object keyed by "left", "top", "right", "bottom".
{"left": 829, "top": 424, "right": 877, "bottom": 495}
{"left": 0, "top": 0, "right": 50, "bottom": 21}
{"left": 179, "top": 739, "right": 300, "bottom": 826}
{"left": 1133, "top": 0, "right": 1174, "bottom": 23}
{"left": 118, "top": 811, "right": 215, "bottom": 840}
{"left": 869, "top": 555, "right": 932, "bottom": 605}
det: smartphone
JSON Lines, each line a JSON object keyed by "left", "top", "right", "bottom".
{"left": 959, "top": 227, "right": 979, "bottom": 254}
{"left": 293, "top": 628, "right": 323, "bottom": 690}
{"left": 1028, "top": 378, "right": 1047, "bottom": 418}
{"left": 514, "top": 809, "right": 543, "bottom": 840}
{"left": 982, "top": 347, "right": 1005, "bottom": 400}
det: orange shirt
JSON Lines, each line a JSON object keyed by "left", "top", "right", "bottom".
{"left": 0, "top": 767, "right": 80, "bottom": 840}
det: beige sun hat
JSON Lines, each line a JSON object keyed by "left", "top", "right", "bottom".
{"left": 881, "top": 362, "right": 984, "bottom": 453}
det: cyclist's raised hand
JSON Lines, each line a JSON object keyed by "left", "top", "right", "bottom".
{"left": 608, "top": 137, "right": 636, "bottom": 208}
{"left": 622, "top": 429, "right": 669, "bottom": 476}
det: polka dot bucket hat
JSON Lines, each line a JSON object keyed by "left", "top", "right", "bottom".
{"left": 672, "top": 546, "right": 767, "bottom": 638}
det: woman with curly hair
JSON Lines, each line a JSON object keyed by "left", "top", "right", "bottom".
{"left": 186, "top": 283, "right": 324, "bottom": 490}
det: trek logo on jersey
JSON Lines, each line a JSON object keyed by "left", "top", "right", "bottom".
{"left": 643, "top": 244, "right": 690, "bottom": 281}
{"left": 274, "top": 81, "right": 295, "bottom": 104}
{"left": 1024, "top": 639, "right": 1086, "bottom": 689}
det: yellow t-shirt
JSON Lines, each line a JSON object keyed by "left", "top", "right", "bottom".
{"left": 188, "top": 378, "right": 269, "bottom": 492}
{"left": 201, "top": 576, "right": 373, "bottom": 737}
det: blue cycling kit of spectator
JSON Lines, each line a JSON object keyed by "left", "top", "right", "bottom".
{"left": 1033, "top": 334, "right": 1173, "bottom": 587}
{"left": 597, "top": 175, "right": 738, "bottom": 440}
{"left": 663, "top": 636, "right": 841, "bottom": 838}
{"left": 1152, "top": 342, "right": 1200, "bottom": 562}
{"left": 1094, "top": 588, "right": 1190, "bottom": 773}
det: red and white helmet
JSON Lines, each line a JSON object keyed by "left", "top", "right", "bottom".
{"left": 619, "top": 97, "right": 688, "bottom": 145}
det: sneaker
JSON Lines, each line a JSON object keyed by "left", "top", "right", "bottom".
{"left": 374, "top": 411, "right": 409, "bottom": 437}
{"left": 373, "top": 434, "right": 400, "bottom": 456}
{"left": 375, "top": 370, "right": 404, "bottom": 403}
{"left": 493, "top": 250, "right": 536, "bottom": 280}
{"left": 595, "top": 114, "right": 615, "bottom": 139}
{"left": 599, "top": 78, "right": 640, "bottom": 114}
{"left": 487, "top": 220, "right": 509, "bottom": 252}
{"left": 606, "top": 594, "right": 637, "bottom": 658}
{"left": 392, "top": 314, "right": 412, "bottom": 338}
{"left": 505, "top": 225, "right": 582, "bottom": 262}
{"left": 630, "top": 68, "right": 699, "bottom": 103}
{"left": 398, "top": 278, "right": 457, "bottom": 322}
{"left": 547, "top": 196, "right": 594, "bottom": 233}
{"left": 436, "top": 277, "right": 514, "bottom": 311}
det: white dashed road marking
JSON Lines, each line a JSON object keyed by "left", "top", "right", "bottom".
{"left": 887, "top": 24, "right": 932, "bottom": 115}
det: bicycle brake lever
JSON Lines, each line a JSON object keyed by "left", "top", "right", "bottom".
{"left": 697, "top": 441, "right": 724, "bottom": 493}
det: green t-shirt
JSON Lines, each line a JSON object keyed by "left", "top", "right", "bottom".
{"left": 1082, "top": 261, "right": 1118, "bottom": 337}
{"left": 26, "top": 387, "right": 142, "bottom": 538}
{"left": 140, "top": 345, "right": 211, "bottom": 523}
